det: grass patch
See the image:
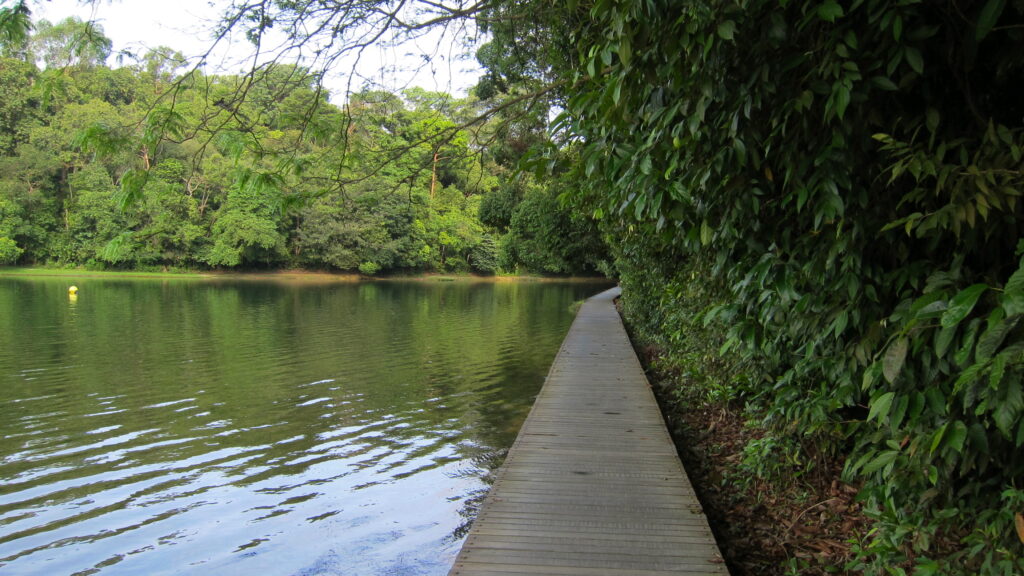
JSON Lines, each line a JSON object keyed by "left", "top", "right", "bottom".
{"left": 1, "top": 266, "right": 614, "bottom": 285}
{"left": 568, "top": 299, "right": 584, "bottom": 315}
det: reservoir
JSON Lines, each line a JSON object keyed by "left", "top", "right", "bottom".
{"left": 0, "top": 276, "right": 604, "bottom": 575}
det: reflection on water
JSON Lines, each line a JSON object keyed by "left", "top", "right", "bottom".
{"left": 0, "top": 278, "right": 605, "bottom": 575}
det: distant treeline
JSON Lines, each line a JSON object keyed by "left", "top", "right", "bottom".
{"left": 0, "top": 17, "right": 608, "bottom": 275}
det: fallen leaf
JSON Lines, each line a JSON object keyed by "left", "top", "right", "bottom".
{"left": 1015, "top": 512, "right": 1024, "bottom": 544}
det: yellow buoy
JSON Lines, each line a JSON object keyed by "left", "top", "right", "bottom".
{"left": 68, "top": 285, "right": 78, "bottom": 295}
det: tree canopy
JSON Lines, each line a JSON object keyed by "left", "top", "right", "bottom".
{"left": 0, "top": 4, "right": 607, "bottom": 275}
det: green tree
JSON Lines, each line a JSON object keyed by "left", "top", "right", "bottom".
{"left": 0, "top": 1, "right": 610, "bottom": 279}
{"left": 204, "top": 177, "right": 287, "bottom": 268}
{"left": 31, "top": 16, "right": 110, "bottom": 70}
{"left": 0, "top": 0, "right": 32, "bottom": 59}
{"left": 502, "top": 178, "right": 607, "bottom": 275}
{"left": 0, "top": 57, "right": 38, "bottom": 154}
{"left": 0, "top": 236, "right": 19, "bottom": 263}
{"left": 0, "top": 196, "right": 25, "bottom": 263}
{"left": 295, "top": 180, "right": 427, "bottom": 272}
{"left": 0, "top": 143, "right": 61, "bottom": 261}
{"left": 478, "top": 182, "right": 519, "bottom": 232}
{"left": 57, "top": 163, "right": 129, "bottom": 264}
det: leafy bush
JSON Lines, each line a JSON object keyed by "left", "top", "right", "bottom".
{"left": 358, "top": 261, "right": 380, "bottom": 275}
{"left": 478, "top": 183, "right": 519, "bottom": 232}
{"left": 0, "top": 236, "right": 22, "bottom": 264}
{"left": 469, "top": 234, "right": 500, "bottom": 274}
{"left": 515, "top": 0, "right": 1024, "bottom": 571}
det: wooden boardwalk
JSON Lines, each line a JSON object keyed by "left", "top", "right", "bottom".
{"left": 449, "top": 287, "right": 727, "bottom": 576}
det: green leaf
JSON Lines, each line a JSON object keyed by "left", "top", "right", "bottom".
{"left": 925, "top": 107, "right": 940, "bottom": 133}
{"left": 990, "top": 352, "right": 1008, "bottom": 388}
{"left": 862, "top": 450, "right": 898, "bottom": 475}
{"left": 1002, "top": 292, "right": 1024, "bottom": 317}
{"left": 930, "top": 422, "right": 948, "bottom": 454}
{"left": 976, "top": 0, "right": 1006, "bottom": 41}
{"left": 871, "top": 76, "right": 898, "bottom": 91}
{"left": 833, "top": 309, "right": 849, "bottom": 338}
{"left": 835, "top": 84, "right": 851, "bottom": 119}
{"left": 817, "top": 0, "right": 844, "bottom": 23}
{"left": 912, "top": 291, "right": 946, "bottom": 318}
{"left": 883, "top": 337, "right": 908, "bottom": 383}
{"left": 935, "top": 325, "right": 957, "bottom": 357}
{"left": 862, "top": 361, "right": 883, "bottom": 390}
{"left": 925, "top": 387, "right": 947, "bottom": 416}
{"left": 941, "top": 284, "right": 988, "bottom": 328}
{"left": 954, "top": 362, "right": 984, "bottom": 394}
{"left": 618, "top": 37, "right": 632, "bottom": 65}
{"left": 1006, "top": 262, "right": 1024, "bottom": 295}
{"left": 116, "top": 169, "right": 149, "bottom": 210}
{"left": 994, "top": 392, "right": 1019, "bottom": 437}
{"left": 908, "top": 391, "right": 925, "bottom": 421}
{"left": 700, "top": 219, "right": 712, "bottom": 246}
{"left": 99, "top": 232, "right": 134, "bottom": 264}
{"left": 976, "top": 316, "right": 1018, "bottom": 361}
{"left": 849, "top": 450, "right": 877, "bottom": 474}
{"left": 955, "top": 322, "right": 979, "bottom": 366}
{"left": 1002, "top": 264, "right": 1024, "bottom": 316}
{"left": 639, "top": 155, "right": 652, "bottom": 175}
{"left": 905, "top": 46, "right": 924, "bottom": 74}
{"left": 717, "top": 20, "right": 736, "bottom": 41}
{"left": 947, "top": 420, "right": 968, "bottom": 452}
{"left": 890, "top": 394, "right": 909, "bottom": 428}
{"left": 868, "top": 391, "right": 895, "bottom": 423}
{"left": 0, "top": 2, "right": 33, "bottom": 46}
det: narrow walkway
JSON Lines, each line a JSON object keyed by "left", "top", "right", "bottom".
{"left": 449, "top": 287, "right": 726, "bottom": 576}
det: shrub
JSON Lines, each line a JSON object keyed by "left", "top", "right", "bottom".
{"left": 0, "top": 237, "right": 22, "bottom": 264}
{"left": 358, "top": 261, "right": 380, "bottom": 275}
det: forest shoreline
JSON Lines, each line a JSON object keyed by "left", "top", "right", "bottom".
{"left": 0, "top": 266, "right": 612, "bottom": 285}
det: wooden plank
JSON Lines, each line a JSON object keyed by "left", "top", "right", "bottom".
{"left": 463, "top": 536, "right": 721, "bottom": 556}
{"left": 459, "top": 542, "right": 721, "bottom": 561}
{"left": 473, "top": 513, "right": 712, "bottom": 529}
{"left": 476, "top": 505, "right": 706, "bottom": 521}
{"left": 448, "top": 287, "right": 727, "bottom": 576}
{"left": 455, "top": 549, "right": 723, "bottom": 571}
{"left": 486, "top": 485, "right": 697, "bottom": 499}
{"left": 450, "top": 561, "right": 721, "bottom": 576}
{"left": 464, "top": 528, "right": 715, "bottom": 542}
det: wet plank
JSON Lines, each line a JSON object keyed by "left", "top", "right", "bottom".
{"left": 449, "top": 287, "right": 727, "bottom": 575}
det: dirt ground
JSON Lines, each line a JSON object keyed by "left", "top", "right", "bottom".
{"left": 627, "top": 337, "right": 869, "bottom": 575}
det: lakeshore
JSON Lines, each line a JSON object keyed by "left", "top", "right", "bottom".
{"left": 0, "top": 266, "right": 612, "bottom": 285}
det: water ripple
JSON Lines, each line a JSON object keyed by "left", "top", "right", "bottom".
{"left": 0, "top": 278, "right": 607, "bottom": 575}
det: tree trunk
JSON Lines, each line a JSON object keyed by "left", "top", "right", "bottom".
{"left": 430, "top": 149, "right": 439, "bottom": 199}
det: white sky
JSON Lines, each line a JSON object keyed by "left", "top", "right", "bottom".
{"left": 31, "top": 0, "right": 484, "bottom": 101}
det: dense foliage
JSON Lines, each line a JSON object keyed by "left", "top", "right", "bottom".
{"left": 482, "top": 0, "right": 1023, "bottom": 573}
{"left": 0, "top": 12, "right": 606, "bottom": 275}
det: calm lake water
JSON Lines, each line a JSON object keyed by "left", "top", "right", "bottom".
{"left": 0, "top": 276, "right": 605, "bottom": 576}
